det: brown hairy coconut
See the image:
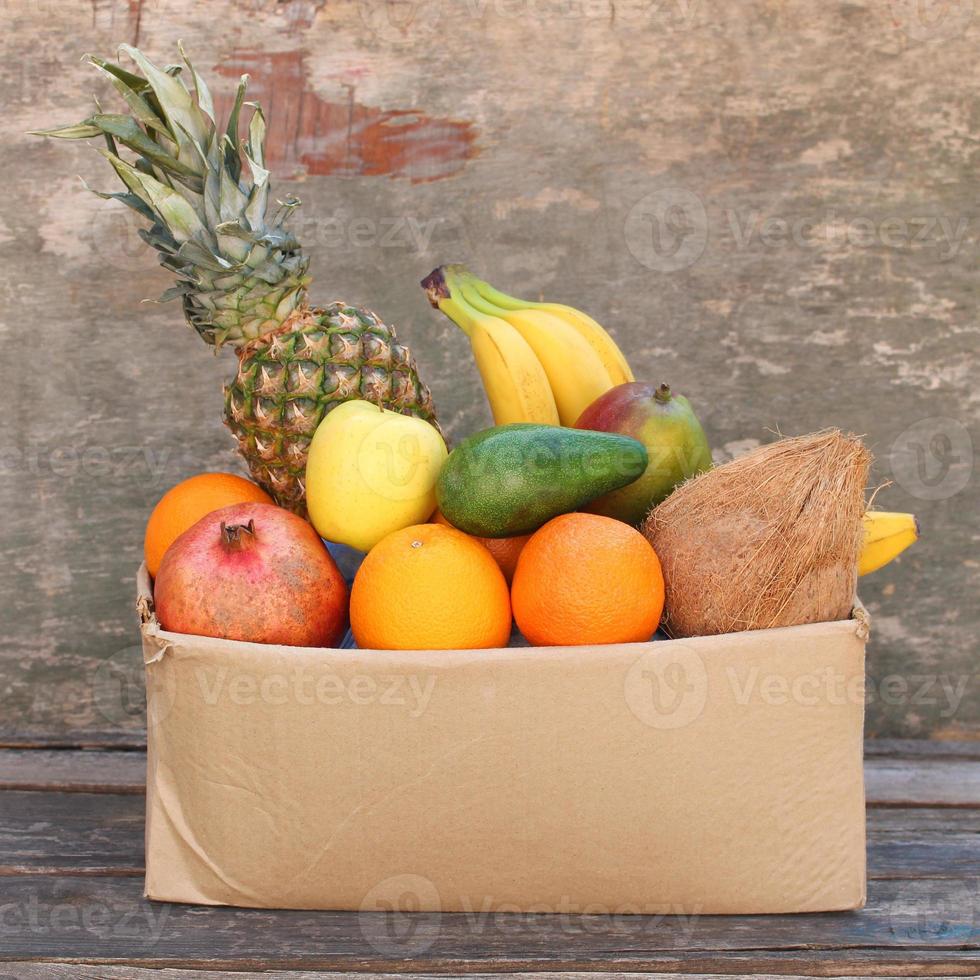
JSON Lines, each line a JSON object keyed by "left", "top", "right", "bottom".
{"left": 642, "top": 430, "right": 871, "bottom": 637}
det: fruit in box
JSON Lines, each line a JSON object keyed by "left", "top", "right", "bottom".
{"left": 436, "top": 423, "right": 648, "bottom": 538}
{"left": 154, "top": 502, "right": 348, "bottom": 647}
{"left": 459, "top": 269, "right": 635, "bottom": 386}
{"left": 144, "top": 473, "right": 273, "bottom": 577}
{"left": 575, "top": 382, "right": 712, "bottom": 526}
{"left": 512, "top": 513, "right": 665, "bottom": 646}
{"left": 306, "top": 400, "right": 448, "bottom": 552}
{"left": 351, "top": 524, "right": 511, "bottom": 650}
{"left": 421, "top": 265, "right": 634, "bottom": 426}
{"left": 430, "top": 509, "right": 530, "bottom": 584}
{"left": 34, "top": 46, "right": 438, "bottom": 515}
{"left": 859, "top": 511, "right": 919, "bottom": 576}
{"left": 420, "top": 270, "right": 559, "bottom": 427}
{"left": 643, "top": 429, "right": 870, "bottom": 638}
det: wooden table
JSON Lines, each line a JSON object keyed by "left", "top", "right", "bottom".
{"left": 0, "top": 740, "right": 977, "bottom": 977}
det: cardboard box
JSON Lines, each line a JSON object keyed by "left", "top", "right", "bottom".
{"left": 137, "top": 564, "right": 868, "bottom": 914}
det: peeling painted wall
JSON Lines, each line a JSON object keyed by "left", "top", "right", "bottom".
{"left": 0, "top": 0, "right": 976, "bottom": 742}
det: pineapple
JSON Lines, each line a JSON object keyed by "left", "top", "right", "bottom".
{"left": 33, "top": 44, "right": 437, "bottom": 514}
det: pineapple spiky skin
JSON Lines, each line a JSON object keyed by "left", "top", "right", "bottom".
{"left": 225, "top": 304, "right": 438, "bottom": 513}
{"left": 33, "top": 45, "right": 439, "bottom": 513}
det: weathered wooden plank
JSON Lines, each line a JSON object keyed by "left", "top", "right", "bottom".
{"left": 866, "top": 759, "right": 980, "bottom": 808}
{"left": 0, "top": 969, "right": 975, "bottom": 980}
{"left": 5, "top": 960, "right": 980, "bottom": 979}
{"left": 4, "top": 747, "right": 979, "bottom": 806}
{"left": 0, "top": 734, "right": 148, "bottom": 751}
{"left": 865, "top": 741, "right": 980, "bottom": 762}
{"left": 1, "top": 789, "right": 976, "bottom": 881}
{"left": 867, "top": 808, "right": 980, "bottom": 879}
{"left": 0, "top": 874, "right": 975, "bottom": 970}
{"left": 0, "top": 750, "right": 145, "bottom": 793}
{"left": 0, "top": 791, "right": 143, "bottom": 876}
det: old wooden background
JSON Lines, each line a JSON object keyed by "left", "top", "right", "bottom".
{"left": 0, "top": 0, "right": 975, "bottom": 744}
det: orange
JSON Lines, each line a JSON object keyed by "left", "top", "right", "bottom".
{"left": 430, "top": 509, "right": 530, "bottom": 585}
{"left": 512, "top": 513, "right": 664, "bottom": 646}
{"left": 144, "top": 473, "right": 273, "bottom": 576}
{"left": 351, "top": 524, "right": 512, "bottom": 650}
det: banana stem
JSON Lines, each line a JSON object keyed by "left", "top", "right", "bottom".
{"left": 445, "top": 264, "right": 535, "bottom": 311}
{"left": 469, "top": 278, "right": 530, "bottom": 311}
{"left": 421, "top": 265, "right": 496, "bottom": 338}
{"left": 453, "top": 276, "right": 508, "bottom": 319}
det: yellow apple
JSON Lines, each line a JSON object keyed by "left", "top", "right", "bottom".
{"left": 306, "top": 400, "right": 448, "bottom": 552}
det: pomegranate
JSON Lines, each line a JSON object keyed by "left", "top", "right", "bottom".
{"left": 154, "top": 502, "right": 348, "bottom": 647}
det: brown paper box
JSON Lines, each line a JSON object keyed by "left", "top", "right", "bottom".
{"left": 138, "top": 565, "right": 868, "bottom": 914}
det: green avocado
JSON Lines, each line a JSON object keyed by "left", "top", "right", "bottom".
{"left": 436, "top": 424, "right": 648, "bottom": 537}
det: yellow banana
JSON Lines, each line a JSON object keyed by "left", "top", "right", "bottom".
{"left": 420, "top": 279, "right": 559, "bottom": 426}
{"left": 858, "top": 511, "right": 919, "bottom": 576}
{"left": 466, "top": 275, "right": 635, "bottom": 385}
{"left": 538, "top": 304, "right": 635, "bottom": 385}
{"left": 465, "top": 310, "right": 560, "bottom": 426}
{"left": 458, "top": 279, "right": 616, "bottom": 425}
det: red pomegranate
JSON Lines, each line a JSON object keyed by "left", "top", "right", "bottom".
{"left": 154, "top": 502, "right": 348, "bottom": 647}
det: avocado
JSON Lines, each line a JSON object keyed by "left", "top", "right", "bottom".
{"left": 436, "top": 424, "right": 648, "bottom": 537}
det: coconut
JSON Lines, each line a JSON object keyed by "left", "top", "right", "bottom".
{"left": 642, "top": 429, "right": 871, "bottom": 637}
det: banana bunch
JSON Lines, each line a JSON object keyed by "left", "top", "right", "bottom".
{"left": 421, "top": 265, "right": 633, "bottom": 426}
{"left": 859, "top": 511, "right": 919, "bottom": 576}
{"left": 420, "top": 264, "right": 916, "bottom": 577}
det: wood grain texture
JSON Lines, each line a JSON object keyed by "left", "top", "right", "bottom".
{"left": 866, "top": 758, "right": 980, "bottom": 808}
{"left": 0, "top": 0, "right": 976, "bottom": 742}
{"left": 0, "top": 791, "right": 144, "bottom": 876}
{"left": 0, "top": 968, "right": 969, "bottom": 980}
{"left": 0, "top": 750, "right": 145, "bottom": 792}
{"left": 0, "top": 743, "right": 976, "bottom": 973}
{"left": 0, "top": 873, "right": 976, "bottom": 972}
{"left": 2, "top": 789, "right": 978, "bottom": 880}
{"left": 0, "top": 972, "right": 975, "bottom": 980}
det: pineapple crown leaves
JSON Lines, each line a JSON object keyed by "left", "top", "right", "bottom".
{"left": 31, "top": 44, "right": 311, "bottom": 348}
